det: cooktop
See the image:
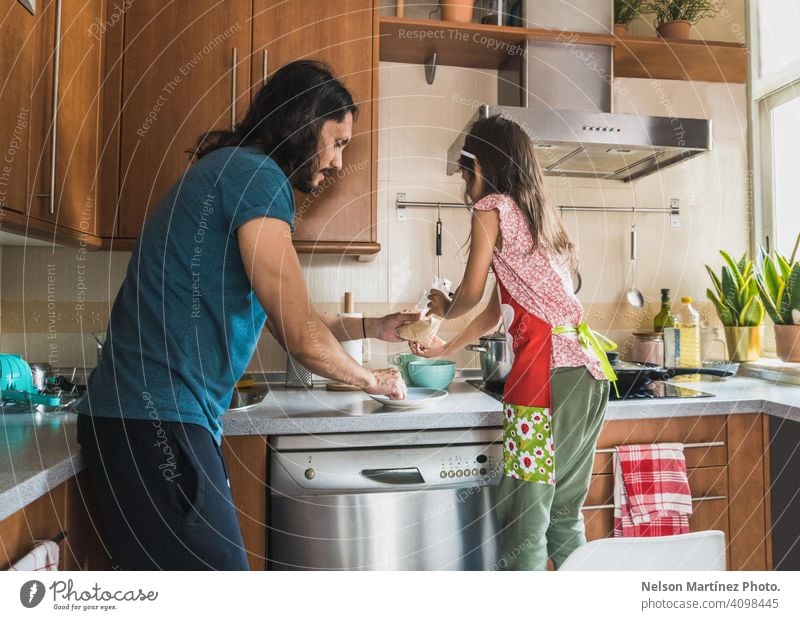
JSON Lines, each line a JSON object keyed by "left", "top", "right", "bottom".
{"left": 467, "top": 379, "right": 715, "bottom": 401}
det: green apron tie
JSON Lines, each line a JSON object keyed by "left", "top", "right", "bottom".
{"left": 552, "top": 323, "right": 619, "bottom": 398}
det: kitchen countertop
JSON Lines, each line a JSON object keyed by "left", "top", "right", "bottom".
{"left": 2, "top": 374, "right": 800, "bottom": 521}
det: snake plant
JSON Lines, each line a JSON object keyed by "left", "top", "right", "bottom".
{"left": 755, "top": 233, "right": 800, "bottom": 326}
{"left": 615, "top": 0, "right": 643, "bottom": 25}
{"left": 706, "top": 251, "right": 765, "bottom": 327}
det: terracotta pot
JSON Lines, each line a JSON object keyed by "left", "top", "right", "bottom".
{"left": 724, "top": 326, "right": 763, "bottom": 362}
{"left": 614, "top": 24, "right": 629, "bottom": 37}
{"left": 657, "top": 19, "right": 691, "bottom": 39}
{"left": 774, "top": 324, "right": 800, "bottom": 362}
{"left": 441, "top": 0, "right": 475, "bottom": 23}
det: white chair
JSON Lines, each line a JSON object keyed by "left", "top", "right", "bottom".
{"left": 559, "top": 531, "right": 727, "bottom": 571}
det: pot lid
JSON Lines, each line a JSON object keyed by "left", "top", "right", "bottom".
{"left": 481, "top": 331, "right": 507, "bottom": 341}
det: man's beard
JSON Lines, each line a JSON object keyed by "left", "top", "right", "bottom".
{"left": 293, "top": 168, "right": 335, "bottom": 195}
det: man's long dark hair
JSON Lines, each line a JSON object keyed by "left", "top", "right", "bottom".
{"left": 192, "top": 60, "right": 357, "bottom": 193}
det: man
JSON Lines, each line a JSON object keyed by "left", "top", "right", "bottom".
{"left": 76, "top": 60, "right": 410, "bottom": 570}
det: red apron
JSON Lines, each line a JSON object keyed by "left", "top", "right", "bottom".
{"left": 499, "top": 280, "right": 553, "bottom": 409}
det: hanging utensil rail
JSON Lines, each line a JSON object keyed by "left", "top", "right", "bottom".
{"left": 394, "top": 195, "right": 680, "bottom": 217}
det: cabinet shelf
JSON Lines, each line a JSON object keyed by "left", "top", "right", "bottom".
{"left": 379, "top": 16, "right": 746, "bottom": 83}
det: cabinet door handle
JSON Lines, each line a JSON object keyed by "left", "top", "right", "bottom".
{"left": 231, "top": 47, "right": 237, "bottom": 129}
{"left": 262, "top": 49, "right": 268, "bottom": 85}
{"left": 49, "top": 0, "right": 64, "bottom": 214}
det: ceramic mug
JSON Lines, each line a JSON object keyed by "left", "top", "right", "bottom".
{"left": 390, "top": 353, "right": 423, "bottom": 384}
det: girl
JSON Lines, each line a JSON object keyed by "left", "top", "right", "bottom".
{"left": 411, "top": 115, "right": 617, "bottom": 570}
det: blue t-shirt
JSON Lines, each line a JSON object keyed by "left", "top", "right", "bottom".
{"left": 77, "top": 146, "right": 295, "bottom": 444}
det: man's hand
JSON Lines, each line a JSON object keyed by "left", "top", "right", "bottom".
{"left": 363, "top": 368, "right": 407, "bottom": 400}
{"left": 369, "top": 311, "right": 422, "bottom": 342}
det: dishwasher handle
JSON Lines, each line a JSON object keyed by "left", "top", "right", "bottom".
{"left": 360, "top": 467, "right": 425, "bottom": 485}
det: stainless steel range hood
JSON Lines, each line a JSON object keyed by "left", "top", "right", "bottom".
{"left": 447, "top": 104, "right": 713, "bottom": 182}
{"left": 446, "top": 1, "right": 712, "bottom": 183}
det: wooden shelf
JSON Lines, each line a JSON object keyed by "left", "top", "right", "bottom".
{"left": 614, "top": 35, "right": 746, "bottom": 83}
{"left": 379, "top": 16, "right": 746, "bottom": 83}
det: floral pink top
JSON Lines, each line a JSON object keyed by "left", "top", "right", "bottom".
{"left": 472, "top": 193, "right": 606, "bottom": 380}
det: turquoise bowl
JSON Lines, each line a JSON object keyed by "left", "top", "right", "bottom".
{"left": 407, "top": 359, "right": 456, "bottom": 390}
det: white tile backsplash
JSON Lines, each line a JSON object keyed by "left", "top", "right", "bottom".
{"left": 2, "top": 23, "right": 751, "bottom": 372}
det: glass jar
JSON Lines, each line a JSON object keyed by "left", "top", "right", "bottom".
{"left": 632, "top": 331, "right": 665, "bottom": 366}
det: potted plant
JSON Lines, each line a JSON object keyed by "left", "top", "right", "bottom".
{"left": 642, "top": 0, "right": 721, "bottom": 39}
{"left": 614, "top": 0, "right": 643, "bottom": 36}
{"left": 706, "top": 251, "right": 765, "bottom": 362}
{"left": 441, "top": 0, "right": 475, "bottom": 23}
{"left": 756, "top": 233, "right": 800, "bottom": 362}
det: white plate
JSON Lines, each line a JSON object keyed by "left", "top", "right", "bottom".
{"left": 368, "top": 388, "right": 448, "bottom": 409}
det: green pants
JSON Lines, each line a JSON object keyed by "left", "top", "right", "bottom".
{"left": 495, "top": 367, "right": 609, "bottom": 570}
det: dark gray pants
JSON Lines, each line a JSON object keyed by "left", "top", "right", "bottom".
{"left": 76, "top": 414, "right": 249, "bottom": 570}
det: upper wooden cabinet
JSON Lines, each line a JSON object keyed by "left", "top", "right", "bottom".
{"left": 116, "top": 0, "right": 251, "bottom": 239}
{"left": 0, "top": 0, "right": 104, "bottom": 247}
{"left": 252, "top": 0, "right": 379, "bottom": 254}
{"left": 0, "top": 0, "right": 36, "bottom": 215}
{"left": 28, "top": 0, "right": 105, "bottom": 236}
{"left": 3, "top": 1, "right": 380, "bottom": 255}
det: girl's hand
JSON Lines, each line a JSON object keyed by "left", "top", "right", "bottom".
{"left": 410, "top": 336, "right": 447, "bottom": 358}
{"left": 427, "top": 289, "right": 451, "bottom": 317}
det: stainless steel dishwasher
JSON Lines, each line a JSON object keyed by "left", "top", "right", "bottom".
{"left": 269, "top": 428, "right": 503, "bottom": 570}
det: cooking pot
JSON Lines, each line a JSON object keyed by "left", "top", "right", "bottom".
{"left": 465, "top": 331, "right": 512, "bottom": 383}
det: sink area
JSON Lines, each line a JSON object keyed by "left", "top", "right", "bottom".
{"left": 229, "top": 385, "right": 269, "bottom": 412}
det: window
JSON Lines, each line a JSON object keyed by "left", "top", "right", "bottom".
{"left": 750, "top": 1, "right": 800, "bottom": 256}
{"left": 749, "top": 1, "right": 800, "bottom": 359}
{"left": 769, "top": 92, "right": 800, "bottom": 255}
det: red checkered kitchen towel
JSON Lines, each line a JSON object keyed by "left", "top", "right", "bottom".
{"left": 613, "top": 443, "right": 693, "bottom": 537}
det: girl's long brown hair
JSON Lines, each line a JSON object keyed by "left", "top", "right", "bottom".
{"left": 460, "top": 114, "right": 577, "bottom": 271}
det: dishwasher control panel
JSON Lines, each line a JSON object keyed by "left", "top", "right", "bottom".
{"left": 271, "top": 442, "right": 503, "bottom": 495}
{"left": 438, "top": 451, "right": 498, "bottom": 480}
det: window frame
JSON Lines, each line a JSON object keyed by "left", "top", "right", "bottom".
{"left": 748, "top": 0, "right": 800, "bottom": 257}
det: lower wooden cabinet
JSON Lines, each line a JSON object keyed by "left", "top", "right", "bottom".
{"left": 0, "top": 470, "right": 110, "bottom": 571}
{"left": 0, "top": 416, "right": 774, "bottom": 571}
{"left": 583, "top": 413, "right": 771, "bottom": 571}
{"left": 222, "top": 435, "right": 269, "bottom": 571}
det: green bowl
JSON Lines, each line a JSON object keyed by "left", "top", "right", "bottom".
{"left": 407, "top": 359, "right": 456, "bottom": 390}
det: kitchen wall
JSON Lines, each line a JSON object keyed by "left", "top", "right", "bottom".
{"left": 0, "top": 0, "right": 750, "bottom": 371}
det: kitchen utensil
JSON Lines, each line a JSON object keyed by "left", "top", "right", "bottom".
{"left": 700, "top": 327, "right": 728, "bottom": 365}
{"left": 631, "top": 332, "right": 664, "bottom": 365}
{"left": 285, "top": 353, "right": 312, "bottom": 388}
{"left": 92, "top": 333, "right": 104, "bottom": 365}
{"left": 390, "top": 353, "right": 423, "bottom": 384}
{"left": 604, "top": 355, "right": 734, "bottom": 395}
{"left": 29, "top": 362, "right": 57, "bottom": 392}
{"left": 465, "top": 331, "right": 512, "bottom": 383}
{"left": 626, "top": 223, "right": 644, "bottom": 308}
{"left": 367, "top": 387, "right": 448, "bottom": 409}
{"left": 407, "top": 359, "right": 456, "bottom": 390}
{"left": 435, "top": 204, "right": 443, "bottom": 280}
{"left": 0, "top": 354, "right": 61, "bottom": 407}
{"left": 702, "top": 360, "right": 740, "bottom": 375}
